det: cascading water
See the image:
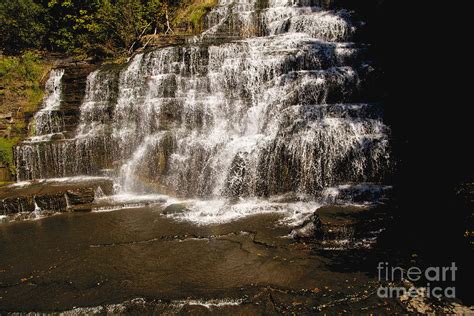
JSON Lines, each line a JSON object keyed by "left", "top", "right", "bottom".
{"left": 27, "top": 68, "right": 65, "bottom": 141}
{"left": 37, "top": 69, "right": 65, "bottom": 124}
{"left": 14, "top": 0, "right": 390, "bottom": 224}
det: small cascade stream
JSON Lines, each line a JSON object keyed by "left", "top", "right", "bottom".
{"left": 28, "top": 69, "right": 65, "bottom": 142}
{"left": 14, "top": 0, "right": 391, "bottom": 225}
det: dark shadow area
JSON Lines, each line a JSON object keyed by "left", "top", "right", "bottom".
{"left": 379, "top": 0, "right": 473, "bottom": 306}
{"left": 322, "top": 0, "right": 473, "bottom": 306}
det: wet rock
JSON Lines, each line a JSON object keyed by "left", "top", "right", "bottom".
{"left": 319, "top": 184, "right": 392, "bottom": 204}
{"left": 139, "top": 35, "right": 188, "bottom": 48}
{"left": 0, "top": 196, "right": 35, "bottom": 215}
{"left": 162, "top": 203, "right": 189, "bottom": 215}
{"left": 291, "top": 213, "right": 322, "bottom": 239}
{"left": 57, "top": 63, "right": 100, "bottom": 133}
{"left": 36, "top": 193, "right": 67, "bottom": 212}
{"left": 224, "top": 152, "right": 248, "bottom": 197}
{"left": 159, "top": 99, "right": 182, "bottom": 129}
{"left": 66, "top": 188, "right": 95, "bottom": 205}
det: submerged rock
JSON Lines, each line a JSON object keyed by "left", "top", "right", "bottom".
{"left": 162, "top": 203, "right": 189, "bottom": 215}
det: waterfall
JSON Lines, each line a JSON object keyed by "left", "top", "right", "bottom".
{"left": 15, "top": 0, "right": 390, "bottom": 212}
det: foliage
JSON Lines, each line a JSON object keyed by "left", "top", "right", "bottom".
{"left": 0, "top": 51, "right": 44, "bottom": 83}
{"left": 95, "top": 0, "right": 150, "bottom": 55}
{"left": 44, "top": 0, "right": 102, "bottom": 53}
{"left": 0, "top": 0, "right": 217, "bottom": 57}
{"left": 174, "top": 0, "right": 218, "bottom": 32}
{"left": 0, "top": 0, "right": 47, "bottom": 54}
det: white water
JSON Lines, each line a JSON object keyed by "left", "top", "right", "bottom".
{"left": 40, "top": 68, "right": 65, "bottom": 111}
{"left": 33, "top": 68, "right": 65, "bottom": 136}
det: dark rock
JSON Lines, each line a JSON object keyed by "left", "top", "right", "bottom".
{"left": 330, "top": 184, "right": 391, "bottom": 204}
{"left": 49, "top": 63, "right": 99, "bottom": 134}
{"left": 0, "top": 196, "right": 35, "bottom": 215}
{"left": 35, "top": 193, "right": 68, "bottom": 212}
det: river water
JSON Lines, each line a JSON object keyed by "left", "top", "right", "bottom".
{"left": 0, "top": 205, "right": 401, "bottom": 313}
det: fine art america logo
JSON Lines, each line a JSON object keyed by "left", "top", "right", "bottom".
{"left": 377, "top": 262, "right": 457, "bottom": 299}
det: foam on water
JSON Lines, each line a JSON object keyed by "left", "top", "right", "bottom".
{"left": 10, "top": 176, "right": 111, "bottom": 188}
{"left": 62, "top": 297, "right": 244, "bottom": 315}
{"left": 172, "top": 298, "right": 245, "bottom": 308}
{"left": 165, "top": 196, "right": 321, "bottom": 226}
{"left": 103, "top": 193, "right": 170, "bottom": 204}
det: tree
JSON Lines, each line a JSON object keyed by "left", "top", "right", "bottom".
{"left": 0, "top": 0, "right": 213, "bottom": 57}
{"left": 44, "top": 0, "right": 101, "bottom": 53}
{"left": 95, "top": 0, "right": 151, "bottom": 55}
{"left": 0, "top": 0, "right": 47, "bottom": 53}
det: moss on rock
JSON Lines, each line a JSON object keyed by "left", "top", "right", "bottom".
{"left": 0, "top": 137, "right": 20, "bottom": 175}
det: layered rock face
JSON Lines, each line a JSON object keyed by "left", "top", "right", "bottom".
{"left": 0, "top": 177, "right": 113, "bottom": 218}
{"left": 14, "top": 0, "right": 390, "bottom": 200}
